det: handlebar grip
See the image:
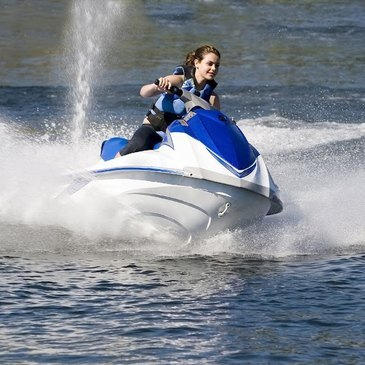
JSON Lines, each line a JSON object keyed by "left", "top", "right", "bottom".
{"left": 169, "top": 86, "right": 182, "bottom": 96}
{"left": 153, "top": 79, "right": 182, "bottom": 96}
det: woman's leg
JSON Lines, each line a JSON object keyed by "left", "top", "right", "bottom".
{"left": 119, "top": 124, "right": 162, "bottom": 156}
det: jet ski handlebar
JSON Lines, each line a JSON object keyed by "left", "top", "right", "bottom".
{"left": 154, "top": 79, "right": 182, "bottom": 96}
{"left": 154, "top": 78, "right": 212, "bottom": 112}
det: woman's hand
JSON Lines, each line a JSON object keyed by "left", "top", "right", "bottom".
{"left": 140, "top": 78, "right": 170, "bottom": 98}
{"left": 155, "top": 77, "right": 171, "bottom": 92}
{"left": 140, "top": 75, "right": 183, "bottom": 98}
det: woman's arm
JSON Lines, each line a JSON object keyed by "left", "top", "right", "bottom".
{"left": 140, "top": 75, "right": 184, "bottom": 98}
{"left": 209, "top": 92, "right": 220, "bottom": 110}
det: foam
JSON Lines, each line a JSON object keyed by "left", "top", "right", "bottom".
{"left": 237, "top": 115, "right": 365, "bottom": 155}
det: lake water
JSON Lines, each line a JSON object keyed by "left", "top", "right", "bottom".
{"left": 1, "top": 0, "right": 365, "bottom": 363}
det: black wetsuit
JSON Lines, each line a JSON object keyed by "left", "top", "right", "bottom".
{"left": 119, "top": 124, "right": 162, "bottom": 156}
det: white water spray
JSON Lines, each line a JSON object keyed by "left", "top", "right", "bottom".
{"left": 66, "top": 0, "right": 122, "bottom": 146}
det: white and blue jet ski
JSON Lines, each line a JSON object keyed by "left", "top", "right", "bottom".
{"left": 62, "top": 85, "right": 283, "bottom": 241}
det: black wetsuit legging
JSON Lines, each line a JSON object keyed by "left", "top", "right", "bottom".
{"left": 119, "top": 124, "right": 163, "bottom": 156}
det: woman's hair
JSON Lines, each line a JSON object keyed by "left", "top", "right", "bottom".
{"left": 184, "top": 45, "right": 221, "bottom": 66}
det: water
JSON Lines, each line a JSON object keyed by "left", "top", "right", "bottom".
{"left": 2, "top": 254, "right": 365, "bottom": 364}
{"left": 1, "top": 0, "right": 365, "bottom": 363}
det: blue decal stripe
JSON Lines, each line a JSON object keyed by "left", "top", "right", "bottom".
{"left": 91, "top": 166, "right": 184, "bottom": 176}
{"left": 206, "top": 148, "right": 257, "bottom": 178}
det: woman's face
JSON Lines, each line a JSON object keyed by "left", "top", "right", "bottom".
{"left": 194, "top": 52, "right": 220, "bottom": 81}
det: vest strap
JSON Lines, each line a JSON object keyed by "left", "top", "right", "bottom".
{"left": 146, "top": 105, "right": 182, "bottom": 132}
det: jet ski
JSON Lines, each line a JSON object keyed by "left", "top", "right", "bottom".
{"left": 61, "top": 85, "right": 283, "bottom": 241}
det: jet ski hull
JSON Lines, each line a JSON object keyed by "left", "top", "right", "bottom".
{"left": 66, "top": 169, "right": 272, "bottom": 241}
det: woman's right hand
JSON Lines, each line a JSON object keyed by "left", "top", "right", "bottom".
{"left": 155, "top": 77, "right": 171, "bottom": 91}
{"left": 140, "top": 77, "right": 170, "bottom": 98}
{"left": 140, "top": 75, "right": 182, "bottom": 98}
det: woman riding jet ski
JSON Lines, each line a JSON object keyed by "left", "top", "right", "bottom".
{"left": 116, "top": 45, "right": 221, "bottom": 157}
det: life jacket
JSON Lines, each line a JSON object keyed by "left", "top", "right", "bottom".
{"left": 146, "top": 65, "right": 217, "bottom": 131}
{"left": 175, "top": 65, "right": 217, "bottom": 102}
